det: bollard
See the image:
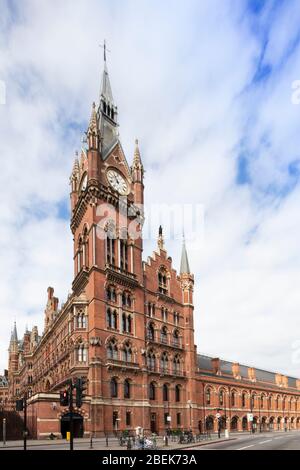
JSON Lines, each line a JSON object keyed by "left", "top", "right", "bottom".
{"left": 164, "top": 436, "right": 168, "bottom": 447}
{"left": 3, "top": 418, "right": 6, "bottom": 446}
{"left": 127, "top": 437, "right": 132, "bottom": 450}
{"left": 106, "top": 436, "right": 108, "bottom": 447}
{"left": 89, "top": 436, "right": 93, "bottom": 449}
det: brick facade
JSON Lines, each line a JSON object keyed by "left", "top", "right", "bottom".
{"left": 4, "top": 59, "right": 300, "bottom": 438}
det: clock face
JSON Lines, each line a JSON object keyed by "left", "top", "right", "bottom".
{"left": 106, "top": 169, "right": 128, "bottom": 195}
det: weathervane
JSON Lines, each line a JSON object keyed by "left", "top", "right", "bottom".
{"left": 100, "top": 39, "right": 111, "bottom": 63}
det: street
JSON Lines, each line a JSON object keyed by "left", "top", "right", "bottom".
{"left": 0, "top": 431, "right": 299, "bottom": 451}
{"left": 191, "top": 431, "right": 300, "bottom": 450}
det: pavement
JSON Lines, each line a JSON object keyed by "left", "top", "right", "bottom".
{"left": 0, "top": 435, "right": 231, "bottom": 451}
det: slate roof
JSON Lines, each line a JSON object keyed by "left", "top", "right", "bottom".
{"left": 197, "top": 354, "right": 299, "bottom": 391}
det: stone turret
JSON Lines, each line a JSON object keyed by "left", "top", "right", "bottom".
{"left": 44, "top": 287, "right": 59, "bottom": 333}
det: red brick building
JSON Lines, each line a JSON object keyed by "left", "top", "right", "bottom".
{"left": 5, "top": 56, "right": 300, "bottom": 438}
{"left": 0, "top": 371, "right": 8, "bottom": 407}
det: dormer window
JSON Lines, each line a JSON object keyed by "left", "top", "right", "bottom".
{"left": 158, "top": 268, "right": 168, "bottom": 294}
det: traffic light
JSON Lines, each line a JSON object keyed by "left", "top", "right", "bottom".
{"left": 75, "top": 377, "right": 87, "bottom": 408}
{"left": 59, "top": 390, "right": 69, "bottom": 407}
{"left": 16, "top": 398, "right": 24, "bottom": 411}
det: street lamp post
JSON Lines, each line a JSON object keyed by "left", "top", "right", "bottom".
{"left": 250, "top": 391, "right": 254, "bottom": 434}
{"left": 258, "top": 395, "right": 261, "bottom": 432}
{"left": 2, "top": 418, "right": 6, "bottom": 446}
{"left": 187, "top": 400, "right": 192, "bottom": 431}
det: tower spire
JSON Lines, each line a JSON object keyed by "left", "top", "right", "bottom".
{"left": 99, "top": 40, "right": 114, "bottom": 105}
{"left": 98, "top": 40, "right": 118, "bottom": 158}
{"left": 131, "top": 138, "right": 144, "bottom": 184}
{"left": 133, "top": 139, "right": 143, "bottom": 168}
{"left": 9, "top": 321, "right": 18, "bottom": 352}
{"left": 87, "top": 102, "right": 99, "bottom": 151}
{"left": 11, "top": 321, "right": 18, "bottom": 343}
{"left": 180, "top": 235, "right": 190, "bottom": 274}
{"left": 88, "top": 102, "right": 98, "bottom": 136}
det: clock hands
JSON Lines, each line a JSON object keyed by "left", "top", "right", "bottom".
{"left": 107, "top": 170, "right": 128, "bottom": 194}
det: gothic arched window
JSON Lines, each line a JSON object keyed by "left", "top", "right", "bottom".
{"left": 110, "top": 377, "right": 118, "bottom": 398}
{"left": 147, "top": 351, "right": 156, "bottom": 371}
{"left": 106, "top": 235, "right": 116, "bottom": 265}
{"left": 160, "top": 352, "right": 168, "bottom": 373}
{"left": 242, "top": 393, "right": 246, "bottom": 407}
{"left": 124, "top": 379, "right": 130, "bottom": 399}
{"left": 122, "top": 313, "right": 127, "bottom": 332}
{"left": 106, "top": 308, "right": 112, "bottom": 328}
{"left": 219, "top": 390, "right": 224, "bottom": 406}
{"left": 160, "top": 326, "right": 168, "bottom": 344}
{"left": 149, "top": 382, "right": 156, "bottom": 400}
{"left": 173, "top": 355, "right": 180, "bottom": 374}
{"left": 206, "top": 388, "right": 211, "bottom": 405}
{"left": 231, "top": 391, "right": 236, "bottom": 407}
{"left": 77, "top": 237, "right": 83, "bottom": 273}
{"left": 120, "top": 240, "right": 128, "bottom": 271}
{"left": 113, "top": 310, "right": 117, "bottom": 329}
{"left": 106, "top": 286, "right": 116, "bottom": 302}
{"left": 123, "top": 343, "right": 132, "bottom": 362}
{"left": 77, "top": 344, "right": 87, "bottom": 363}
{"left": 175, "top": 384, "right": 181, "bottom": 402}
{"left": 127, "top": 315, "right": 132, "bottom": 333}
{"left": 107, "top": 339, "right": 118, "bottom": 360}
{"left": 147, "top": 323, "right": 155, "bottom": 341}
{"left": 76, "top": 311, "right": 86, "bottom": 329}
{"left": 163, "top": 384, "right": 169, "bottom": 401}
{"left": 173, "top": 330, "right": 180, "bottom": 347}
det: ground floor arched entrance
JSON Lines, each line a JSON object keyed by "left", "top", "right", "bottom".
{"left": 291, "top": 417, "right": 295, "bottom": 429}
{"left": 277, "top": 417, "right": 282, "bottom": 430}
{"left": 150, "top": 413, "right": 157, "bottom": 434}
{"left": 252, "top": 417, "right": 258, "bottom": 433}
{"left": 242, "top": 416, "right": 248, "bottom": 431}
{"left": 205, "top": 416, "right": 214, "bottom": 432}
{"left": 269, "top": 417, "right": 275, "bottom": 431}
{"left": 61, "top": 413, "right": 84, "bottom": 438}
{"left": 261, "top": 416, "right": 267, "bottom": 431}
{"left": 230, "top": 416, "right": 238, "bottom": 432}
{"left": 198, "top": 420, "right": 203, "bottom": 434}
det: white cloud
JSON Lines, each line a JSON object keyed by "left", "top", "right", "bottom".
{"left": 0, "top": 0, "right": 300, "bottom": 380}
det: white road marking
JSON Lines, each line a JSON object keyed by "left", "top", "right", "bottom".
{"left": 238, "top": 444, "right": 254, "bottom": 450}
{"left": 259, "top": 439, "right": 272, "bottom": 444}
{"left": 275, "top": 437, "right": 284, "bottom": 440}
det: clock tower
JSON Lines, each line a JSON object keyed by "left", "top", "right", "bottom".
{"left": 69, "top": 52, "right": 146, "bottom": 434}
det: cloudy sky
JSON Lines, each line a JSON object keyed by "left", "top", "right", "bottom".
{"left": 1, "top": 0, "right": 300, "bottom": 377}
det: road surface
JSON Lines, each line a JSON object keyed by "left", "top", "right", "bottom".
{"left": 191, "top": 431, "right": 300, "bottom": 450}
